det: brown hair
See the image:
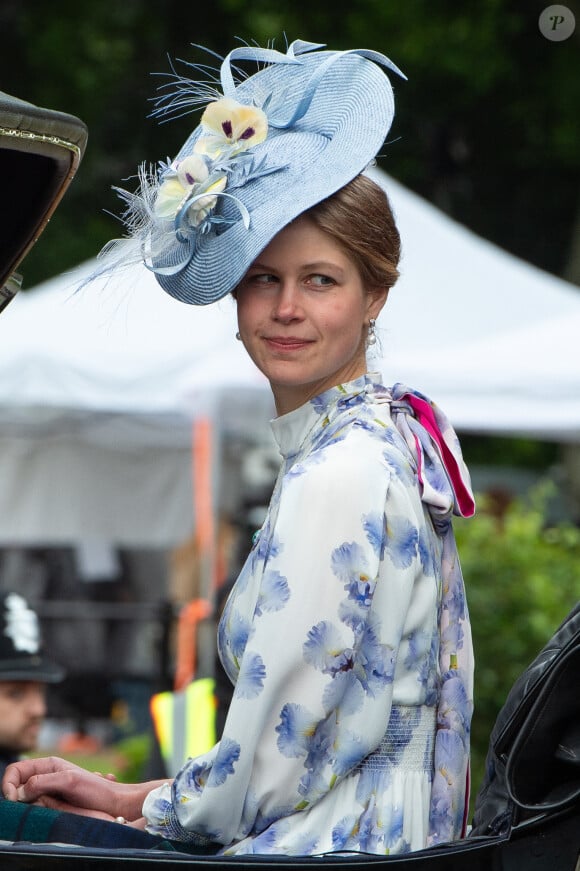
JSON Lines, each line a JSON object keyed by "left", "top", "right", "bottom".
{"left": 304, "top": 174, "right": 401, "bottom": 294}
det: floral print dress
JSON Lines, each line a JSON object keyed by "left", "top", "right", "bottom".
{"left": 143, "top": 374, "right": 475, "bottom": 856}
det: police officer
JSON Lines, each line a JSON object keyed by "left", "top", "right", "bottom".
{"left": 0, "top": 593, "right": 64, "bottom": 779}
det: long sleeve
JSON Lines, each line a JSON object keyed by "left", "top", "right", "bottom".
{"left": 143, "top": 375, "right": 473, "bottom": 856}
{"left": 144, "top": 427, "right": 434, "bottom": 851}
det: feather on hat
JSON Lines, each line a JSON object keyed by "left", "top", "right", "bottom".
{"left": 99, "top": 39, "right": 405, "bottom": 305}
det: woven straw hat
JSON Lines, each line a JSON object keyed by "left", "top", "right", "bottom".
{"left": 107, "top": 40, "right": 404, "bottom": 305}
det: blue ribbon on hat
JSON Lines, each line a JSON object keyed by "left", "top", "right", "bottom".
{"left": 219, "top": 40, "right": 406, "bottom": 129}
{"left": 143, "top": 190, "right": 251, "bottom": 276}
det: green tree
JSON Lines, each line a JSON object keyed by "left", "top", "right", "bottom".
{"left": 2, "top": 0, "right": 579, "bottom": 287}
{"left": 454, "top": 484, "right": 579, "bottom": 810}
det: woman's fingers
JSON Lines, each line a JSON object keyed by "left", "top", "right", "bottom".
{"left": 3, "top": 756, "right": 79, "bottom": 801}
{"left": 13, "top": 767, "right": 114, "bottom": 813}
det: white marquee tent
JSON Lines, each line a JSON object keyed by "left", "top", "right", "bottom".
{"left": 1, "top": 169, "right": 579, "bottom": 545}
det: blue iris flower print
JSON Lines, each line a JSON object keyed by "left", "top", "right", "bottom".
{"left": 331, "top": 542, "right": 369, "bottom": 586}
{"left": 357, "top": 798, "right": 383, "bottom": 854}
{"left": 418, "top": 525, "right": 437, "bottom": 575}
{"left": 356, "top": 765, "right": 390, "bottom": 801}
{"left": 423, "top": 454, "right": 452, "bottom": 497}
{"left": 363, "top": 511, "right": 385, "bottom": 559}
{"left": 381, "top": 706, "right": 415, "bottom": 763}
{"left": 405, "top": 629, "right": 426, "bottom": 670}
{"left": 228, "top": 611, "right": 253, "bottom": 662}
{"left": 354, "top": 614, "right": 396, "bottom": 693}
{"left": 289, "top": 831, "right": 320, "bottom": 855}
{"left": 183, "top": 758, "right": 212, "bottom": 794}
{"left": 311, "top": 416, "right": 350, "bottom": 450}
{"left": 442, "top": 570, "right": 467, "bottom": 622}
{"left": 429, "top": 729, "right": 466, "bottom": 836}
{"left": 154, "top": 795, "right": 174, "bottom": 826}
{"left": 246, "top": 824, "right": 281, "bottom": 853}
{"left": 253, "top": 523, "right": 282, "bottom": 562}
{"left": 331, "top": 542, "right": 376, "bottom": 612}
{"left": 332, "top": 815, "right": 359, "bottom": 851}
{"left": 332, "top": 729, "right": 366, "bottom": 776}
{"left": 208, "top": 736, "right": 241, "bottom": 787}
{"left": 382, "top": 425, "right": 412, "bottom": 460}
{"left": 276, "top": 703, "right": 317, "bottom": 757}
{"left": 235, "top": 651, "right": 266, "bottom": 699}
{"left": 300, "top": 714, "right": 339, "bottom": 794}
{"left": 322, "top": 670, "right": 364, "bottom": 716}
{"left": 303, "top": 621, "right": 353, "bottom": 676}
{"left": 383, "top": 451, "right": 413, "bottom": 485}
{"left": 437, "top": 674, "right": 471, "bottom": 734}
{"left": 255, "top": 569, "right": 290, "bottom": 616}
{"left": 384, "top": 806, "right": 410, "bottom": 854}
{"left": 339, "top": 597, "right": 370, "bottom": 633}
{"left": 408, "top": 636, "right": 432, "bottom": 696}
{"left": 311, "top": 393, "right": 332, "bottom": 416}
{"left": 384, "top": 515, "right": 418, "bottom": 568}
{"left": 276, "top": 705, "right": 342, "bottom": 803}
{"left": 406, "top": 629, "right": 439, "bottom": 703}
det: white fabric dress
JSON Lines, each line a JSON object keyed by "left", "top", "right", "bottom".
{"left": 143, "top": 374, "right": 475, "bottom": 856}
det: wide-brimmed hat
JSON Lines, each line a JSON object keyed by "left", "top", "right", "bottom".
{"left": 0, "top": 593, "right": 64, "bottom": 683}
{"left": 103, "top": 39, "right": 404, "bottom": 305}
{"left": 0, "top": 91, "right": 88, "bottom": 313}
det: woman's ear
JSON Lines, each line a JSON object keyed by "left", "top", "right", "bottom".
{"left": 367, "top": 286, "right": 389, "bottom": 320}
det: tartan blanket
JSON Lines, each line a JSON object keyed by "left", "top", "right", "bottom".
{"left": 0, "top": 799, "right": 218, "bottom": 853}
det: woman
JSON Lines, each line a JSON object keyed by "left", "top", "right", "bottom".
{"left": 2, "top": 39, "right": 475, "bottom": 856}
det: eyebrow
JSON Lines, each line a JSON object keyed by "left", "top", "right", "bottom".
{"left": 248, "top": 260, "right": 346, "bottom": 274}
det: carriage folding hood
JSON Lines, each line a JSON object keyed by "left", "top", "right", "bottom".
{"left": 0, "top": 90, "right": 88, "bottom": 313}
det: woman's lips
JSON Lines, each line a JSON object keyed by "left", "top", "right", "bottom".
{"left": 264, "top": 336, "right": 313, "bottom": 351}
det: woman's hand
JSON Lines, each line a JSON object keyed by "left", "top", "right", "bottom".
{"left": 2, "top": 756, "right": 163, "bottom": 823}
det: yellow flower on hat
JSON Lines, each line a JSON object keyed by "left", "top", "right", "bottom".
{"left": 188, "top": 174, "right": 227, "bottom": 226}
{"left": 195, "top": 97, "right": 268, "bottom": 158}
{"left": 154, "top": 154, "right": 227, "bottom": 226}
{"left": 154, "top": 155, "right": 209, "bottom": 218}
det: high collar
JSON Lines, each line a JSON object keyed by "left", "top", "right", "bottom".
{"left": 269, "top": 375, "right": 475, "bottom": 521}
{"left": 270, "top": 373, "right": 382, "bottom": 459}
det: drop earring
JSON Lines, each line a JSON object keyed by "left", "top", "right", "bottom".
{"left": 367, "top": 318, "right": 376, "bottom": 346}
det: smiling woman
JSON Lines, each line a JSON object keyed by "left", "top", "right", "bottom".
{"left": 0, "top": 38, "right": 476, "bottom": 858}
{"left": 234, "top": 176, "right": 401, "bottom": 416}
{"left": 235, "top": 213, "right": 386, "bottom": 415}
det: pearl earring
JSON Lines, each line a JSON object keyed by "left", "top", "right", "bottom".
{"left": 235, "top": 331, "right": 242, "bottom": 341}
{"left": 367, "top": 318, "right": 377, "bottom": 346}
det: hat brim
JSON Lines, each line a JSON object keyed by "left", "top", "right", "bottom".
{"left": 0, "top": 655, "right": 65, "bottom": 684}
{"left": 156, "top": 51, "right": 396, "bottom": 305}
{"left": 0, "top": 92, "right": 88, "bottom": 312}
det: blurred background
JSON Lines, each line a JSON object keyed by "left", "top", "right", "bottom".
{"left": 0, "top": 0, "right": 579, "bottom": 810}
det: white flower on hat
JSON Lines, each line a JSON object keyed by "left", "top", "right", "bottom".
{"left": 4, "top": 593, "right": 40, "bottom": 654}
{"left": 154, "top": 154, "right": 227, "bottom": 227}
{"left": 195, "top": 97, "right": 268, "bottom": 158}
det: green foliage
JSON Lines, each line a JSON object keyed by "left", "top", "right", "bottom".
{"left": 454, "top": 483, "right": 579, "bottom": 808}
{"left": 111, "top": 732, "right": 153, "bottom": 783}
{"left": 2, "top": 0, "right": 579, "bottom": 287}
{"left": 57, "top": 732, "right": 153, "bottom": 782}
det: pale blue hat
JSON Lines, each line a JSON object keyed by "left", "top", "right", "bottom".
{"left": 107, "top": 40, "right": 404, "bottom": 305}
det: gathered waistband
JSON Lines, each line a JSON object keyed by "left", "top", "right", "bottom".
{"left": 357, "top": 704, "right": 436, "bottom": 773}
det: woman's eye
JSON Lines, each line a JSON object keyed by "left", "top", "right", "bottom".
{"left": 309, "top": 274, "right": 335, "bottom": 288}
{"left": 249, "top": 273, "right": 277, "bottom": 285}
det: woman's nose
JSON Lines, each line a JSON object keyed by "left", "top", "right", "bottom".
{"left": 272, "top": 282, "right": 302, "bottom": 321}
